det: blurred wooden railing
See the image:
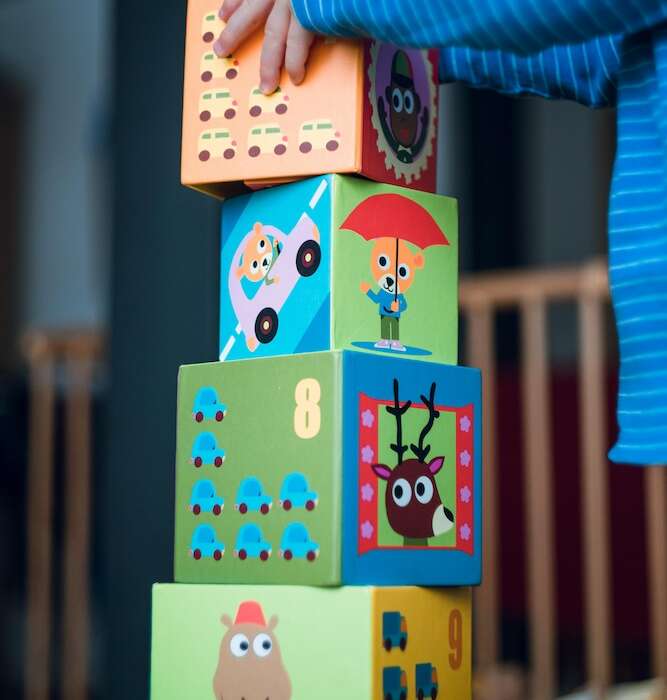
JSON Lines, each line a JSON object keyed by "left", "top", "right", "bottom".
{"left": 22, "top": 330, "right": 104, "bottom": 700}
{"left": 461, "top": 258, "right": 667, "bottom": 699}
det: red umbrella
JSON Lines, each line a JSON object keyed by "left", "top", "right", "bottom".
{"left": 340, "top": 193, "right": 449, "bottom": 302}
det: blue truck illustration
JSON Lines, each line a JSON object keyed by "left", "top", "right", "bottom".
{"left": 382, "top": 611, "right": 408, "bottom": 651}
{"left": 192, "top": 386, "right": 227, "bottom": 422}
{"left": 415, "top": 663, "right": 438, "bottom": 700}
{"left": 382, "top": 666, "right": 407, "bottom": 700}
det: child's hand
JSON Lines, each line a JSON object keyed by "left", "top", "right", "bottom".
{"left": 214, "top": 0, "right": 315, "bottom": 95}
{"left": 360, "top": 282, "right": 371, "bottom": 294}
{"left": 390, "top": 300, "right": 399, "bottom": 312}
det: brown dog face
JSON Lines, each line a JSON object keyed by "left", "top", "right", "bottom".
{"left": 369, "top": 238, "right": 424, "bottom": 295}
{"left": 236, "top": 222, "right": 273, "bottom": 283}
{"left": 385, "top": 50, "right": 422, "bottom": 148}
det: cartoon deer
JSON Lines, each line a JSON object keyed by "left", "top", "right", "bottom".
{"left": 372, "top": 379, "right": 454, "bottom": 546}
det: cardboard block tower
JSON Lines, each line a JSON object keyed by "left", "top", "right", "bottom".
{"left": 151, "top": 3, "right": 483, "bottom": 698}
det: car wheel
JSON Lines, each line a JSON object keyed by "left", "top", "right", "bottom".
{"left": 283, "top": 550, "right": 293, "bottom": 561}
{"left": 296, "top": 240, "right": 321, "bottom": 277}
{"left": 275, "top": 103, "right": 288, "bottom": 115}
{"left": 274, "top": 143, "right": 286, "bottom": 156}
{"left": 306, "top": 550, "right": 316, "bottom": 562}
{"left": 255, "top": 308, "right": 278, "bottom": 344}
{"left": 260, "top": 550, "right": 269, "bottom": 561}
{"left": 399, "top": 638, "right": 406, "bottom": 651}
{"left": 223, "top": 148, "right": 235, "bottom": 160}
{"left": 194, "top": 457, "right": 203, "bottom": 468}
{"left": 385, "top": 693, "right": 392, "bottom": 700}
{"left": 239, "top": 503, "right": 248, "bottom": 514}
{"left": 224, "top": 108, "right": 236, "bottom": 119}
{"left": 249, "top": 105, "right": 261, "bottom": 117}
{"left": 306, "top": 500, "right": 315, "bottom": 511}
{"left": 417, "top": 691, "right": 424, "bottom": 700}
{"left": 260, "top": 503, "right": 269, "bottom": 515}
{"left": 299, "top": 141, "right": 312, "bottom": 154}
{"left": 195, "top": 411, "right": 204, "bottom": 422}
{"left": 215, "top": 410, "right": 224, "bottom": 422}
{"left": 383, "top": 639, "right": 392, "bottom": 652}
{"left": 199, "top": 110, "right": 211, "bottom": 122}
{"left": 198, "top": 150, "right": 210, "bottom": 162}
{"left": 431, "top": 690, "right": 437, "bottom": 700}
{"left": 213, "top": 549, "right": 222, "bottom": 561}
{"left": 192, "top": 504, "right": 201, "bottom": 515}
{"left": 201, "top": 71, "right": 212, "bottom": 82}
{"left": 193, "top": 549, "right": 202, "bottom": 560}
{"left": 214, "top": 456, "right": 223, "bottom": 467}
{"left": 400, "top": 692, "right": 406, "bottom": 700}
{"left": 238, "top": 549, "right": 247, "bottom": 560}
{"left": 202, "top": 31, "right": 214, "bottom": 43}
{"left": 248, "top": 145, "right": 261, "bottom": 158}
{"left": 212, "top": 504, "right": 222, "bottom": 516}
{"left": 225, "top": 68, "right": 238, "bottom": 79}
{"left": 283, "top": 500, "right": 292, "bottom": 511}
{"left": 326, "top": 139, "right": 339, "bottom": 151}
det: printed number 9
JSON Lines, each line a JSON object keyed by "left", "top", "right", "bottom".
{"left": 294, "top": 378, "right": 321, "bottom": 439}
{"left": 448, "top": 609, "right": 462, "bottom": 669}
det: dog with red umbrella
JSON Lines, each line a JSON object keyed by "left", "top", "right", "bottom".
{"left": 340, "top": 193, "right": 449, "bottom": 352}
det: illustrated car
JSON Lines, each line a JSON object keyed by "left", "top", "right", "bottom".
{"left": 201, "top": 9, "right": 223, "bottom": 43}
{"left": 192, "top": 386, "right": 228, "bottom": 422}
{"left": 198, "top": 129, "right": 237, "bottom": 162}
{"left": 415, "top": 663, "right": 438, "bottom": 700}
{"left": 235, "top": 477, "right": 272, "bottom": 514}
{"left": 234, "top": 523, "right": 272, "bottom": 561}
{"left": 228, "top": 214, "right": 321, "bottom": 350}
{"left": 189, "top": 524, "right": 225, "bottom": 561}
{"left": 298, "top": 120, "right": 340, "bottom": 153}
{"left": 200, "top": 50, "right": 239, "bottom": 81}
{"left": 382, "top": 666, "right": 407, "bottom": 700}
{"left": 382, "top": 611, "right": 408, "bottom": 651}
{"left": 247, "top": 123, "right": 288, "bottom": 157}
{"left": 248, "top": 85, "right": 289, "bottom": 117}
{"left": 199, "top": 89, "right": 237, "bottom": 121}
{"left": 279, "top": 523, "right": 319, "bottom": 561}
{"left": 189, "top": 479, "right": 224, "bottom": 516}
{"left": 279, "top": 472, "right": 318, "bottom": 511}
{"left": 191, "top": 432, "right": 226, "bottom": 468}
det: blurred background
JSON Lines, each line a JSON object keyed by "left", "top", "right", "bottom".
{"left": 1, "top": 1, "right": 660, "bottom": 699}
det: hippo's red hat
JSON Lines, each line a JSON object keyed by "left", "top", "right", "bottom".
{"left": 234, "top": 601, "right": 266, "bottom": 626}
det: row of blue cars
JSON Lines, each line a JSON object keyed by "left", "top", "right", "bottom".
{"left": 189, "top": 522, "right": 320, "bottom": 562}
{"left": 188, "top": 473, "right": 319, "bottom": 515}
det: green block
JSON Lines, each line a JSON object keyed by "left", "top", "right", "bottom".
{"left": 175, "top": 350, "right": 482, "bottom": 586}
{"left": 151, "top": 584, "right": 472, "bottom": 700}
{"left": 220, "top": 175, "right": 458, "bottom": 364}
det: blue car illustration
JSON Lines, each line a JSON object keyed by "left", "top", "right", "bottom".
{"left": 190, "top": 524, "right": 225, "bottom": 560}
{"left": 191, "top": 432, "right": 225, "bottom": 468}
{"left": 193, "top": 386, "right": 228, "bottom": 423}
{"left": 189, "top": 480, "right": 224, "bottom": 516}
{"left": 235, "top": 476, "right": 272, "bottom": 515}
{"left": 234, "top": 523, "right": 272, "bottom": 561}
{"left": 279, "top": 472, "right": 318, "bottom": 511}
{"left": 279, "top": 523, "right": 319, "bottom": 562}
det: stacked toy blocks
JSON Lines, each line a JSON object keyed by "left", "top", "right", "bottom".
{"left": 150, "top": 2, "right": 482, "bottom": 697}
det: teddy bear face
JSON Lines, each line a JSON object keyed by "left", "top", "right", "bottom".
{"left": 237, "top": 225, "right": 274, "bottom": 283}
{"left": 369, "top": 237, "right": 424, "bottom": 295}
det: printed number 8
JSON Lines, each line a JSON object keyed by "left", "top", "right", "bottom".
{"left": 294, "top": 378, "right": 321, "bottom": 439}
{"left": 449, "top": 609, "right": 462, "bottom": 669}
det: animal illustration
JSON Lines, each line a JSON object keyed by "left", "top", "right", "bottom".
{"left": 235, "top": 222, "right": 283, "bottom": 286}
{"left": 377, "top": 49, "right": 429, "bottom": 164}
{"left": 371, "top": 380, "right": 454, "bottom": 545}
{"left": 212, "top": 600, "right": 292, "bottom": 700}
{"left": 360, "top": 238, "right": 424, "bottom": 351}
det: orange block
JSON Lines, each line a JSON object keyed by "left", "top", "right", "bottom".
{"left": 182, "top": 2, "right": 439, "bottom": 198}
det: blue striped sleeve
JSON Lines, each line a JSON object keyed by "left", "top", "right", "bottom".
{"left": 439, "top": 36, "right": 620, "bottom": 107}
{"left": 291, "top": 0, "right": 667, "bottom": 54}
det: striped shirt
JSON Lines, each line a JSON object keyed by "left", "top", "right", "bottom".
{"left": 292, "top": 0, "right": 667, "bottom": 465}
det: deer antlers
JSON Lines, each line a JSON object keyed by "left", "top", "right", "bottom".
{"left": 410, "top": 383, "right": 440, "bottom": 463}
{"left": 385, "top": 380, "right": 440, "bottom": 464}
{"left": 387, "top": 378, "right": 411, "bottom": 463}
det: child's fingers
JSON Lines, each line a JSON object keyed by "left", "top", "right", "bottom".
{"left": 285, "top": 14, "right": 314, "bottom": 86}
{"left": 214, "top": 0, "right": 273, "bottom": 57}
{"left": 259, "top": 0, "right": 290, "bottom": 93}
{"left": 218, "top": 0, "right": 244, "bottom": 22}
